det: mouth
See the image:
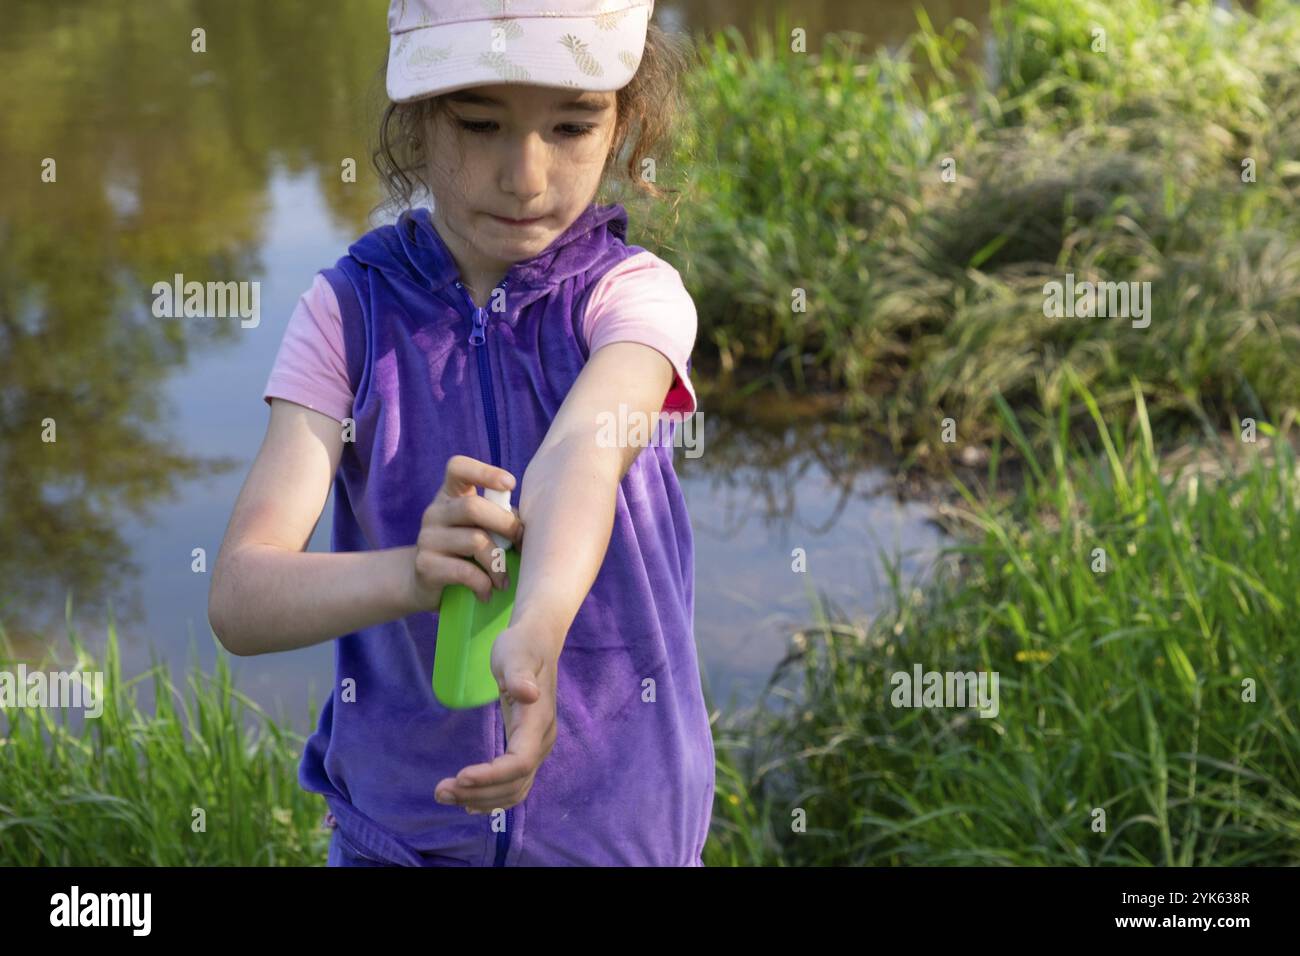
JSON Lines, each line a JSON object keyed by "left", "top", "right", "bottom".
{"left": 489, "top": 213, "right": 546, "bottom": 227}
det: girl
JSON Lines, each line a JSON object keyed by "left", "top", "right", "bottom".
{"left": 208, "top": 0, "right": 715, "bottom": 866}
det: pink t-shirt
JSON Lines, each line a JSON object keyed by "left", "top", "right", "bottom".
{"left": 262, "top": 250, "right": 698, "bottom": 423}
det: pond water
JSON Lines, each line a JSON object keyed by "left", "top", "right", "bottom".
{"left": 0, "top": 0, "right": 967, "bottom": 733}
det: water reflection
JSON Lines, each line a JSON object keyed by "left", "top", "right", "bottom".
{"left": 0, "top": 0, "right": 388, "bottom": 636}
{"left": 678, "top": 405, "right": 946, "bottom": 714}
{"left": 0, "top": 0, "right": 967, "bottom": 724}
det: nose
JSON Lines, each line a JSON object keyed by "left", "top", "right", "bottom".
{"left": 499, "top": 130, "right": 546, "bottom": 205}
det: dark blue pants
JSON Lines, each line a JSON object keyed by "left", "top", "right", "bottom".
{"left": 324, "top": 814, "right": 473, "bottom": 867}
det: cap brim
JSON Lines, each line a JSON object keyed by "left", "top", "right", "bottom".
{"left": 387, "top": 6, "right": 650, "bottom": 103}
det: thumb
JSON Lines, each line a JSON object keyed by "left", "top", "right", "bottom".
{"left": 499, "top": 658, "right": 542, "bottom": 703}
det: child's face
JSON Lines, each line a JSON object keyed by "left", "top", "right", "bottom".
{"left": 424, "top": 83, "right": 618, "bottom": 285}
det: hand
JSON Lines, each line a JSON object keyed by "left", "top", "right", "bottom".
{"left": 434, "top": 622, "right": 559, "bottom": 815}
{"left": 408, "top": 455, "right": 525, "bottom": 610}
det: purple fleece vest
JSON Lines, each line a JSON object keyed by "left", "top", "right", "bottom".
{"left": 301, "top": 202, "right": 715, "bottom": 866}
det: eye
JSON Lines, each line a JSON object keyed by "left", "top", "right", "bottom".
{"left": 454, "top": 118, "right": 595, "bottom": 138}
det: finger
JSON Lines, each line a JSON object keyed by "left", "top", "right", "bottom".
{"left": 479, "top": 545, "right": 511, "bottom": 591}
{"left": 445, "top": 751, "right": 534, "bottom": 792}
{"left": 435, "top": 771, "right": 522, "bottom": 806}
{"left": 434, "top": 777, "right": 522, "bottom": 814}
{"left": 422, "top": 552, "right": 495, "bottom": 604}
{"left": 462, "top": 793, "right": 527, "bottom": 815}
{"left": 490, "top": 506, "right": 524, "bottom": 551}
{"left": 454, "top": 776, "right": 533, "bottom": 814}
{"left": 420, "top": 526, "right": 508, "bottom": 590}
{"left": 502, "top": 697, "right": 551, "bottom": 769}
{"left": 444, "top": 494, "right": 525, "bottom": 550}
{"left": 499, "top": 667, "right": 542, "bottom": 705}
{"left": 442, "top": 455, "right": 516, "bottom": 500}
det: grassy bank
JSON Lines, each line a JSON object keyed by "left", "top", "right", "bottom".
{"left": 704, "top": 370, "right": 1300, "bottom": 866}
{"left": 0, "top": 615, "right": 327, "bottom": 866}
{"left": 4, "top": 372, "right": 1297, "bottom": 866}
{"left": 5, "top": 0, "right": 1299, "bottom": 867}
{"left": 630, "top": 0, "right": 1300, "bottom": 470}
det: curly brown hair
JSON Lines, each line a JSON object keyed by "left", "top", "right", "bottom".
{"left": 371, "top": 22, "right": 694, "bottom": 221}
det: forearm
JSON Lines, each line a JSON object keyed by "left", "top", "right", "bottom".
{"left": 513, "top": 433, "right": 622, "bottom": 658}
{"left": 210, "top": 544, "right": 418, "bottom": 656}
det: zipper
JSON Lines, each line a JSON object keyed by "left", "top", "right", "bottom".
{"left": 455, "top": 278, "right": 509, "bottom": 468}
{"left": 453, "top": 276, "right": 515, "bottom": 867}
{"left": 492, "top": 719, "right": 512, "bottom": 866}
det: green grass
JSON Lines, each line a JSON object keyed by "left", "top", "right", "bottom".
{"left": 7, "top": 372, "right": 1296, "bottom": 866}
{"left": 631, "top": 0, "right": 1300, "bottom": 470}
{"left": 707, "top": 369, "right": 1300, "bottom": 865}
{"left": 0, "top": 609, "right": 328, "bottom": 866}
{"left": 7, "top": 0, "right": 1300, "bottom": 867}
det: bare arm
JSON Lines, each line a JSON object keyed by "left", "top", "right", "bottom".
{"left": 429, "top": 342, "right": 679, "bottom": 811}
{"left": 208, "top": 399, "right": 419, "bottom": 656}
{"left": 510, "top": 340, "right": 678, "bottom": 658}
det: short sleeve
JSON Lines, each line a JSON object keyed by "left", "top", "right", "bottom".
{"left": 262, "top": 273, "right": 354, "bottom": 423}
{"left": 582, "top": 251, "right": 698, "bottom": 415}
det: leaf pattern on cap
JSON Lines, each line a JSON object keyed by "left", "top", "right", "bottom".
{"left": 595, "top": 10, "right": 632, "bottom": 30}
{"left": 406, "top": 45, "right": 452, "bottom": 70}
{"left": 479, "top": 51, "right": 531, "bottom": 81}
{"left": 491, "top": 18, "right": 524, "bottom": 40}
{"left": 618, "top": 50, "right": 639, "bottom": 71}
{"left": 560, "top": 34, "right": 604, "bottom": 77}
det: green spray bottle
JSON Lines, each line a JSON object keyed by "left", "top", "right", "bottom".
{"left": 432, "top": 486, "right": 521, "bottom": 709}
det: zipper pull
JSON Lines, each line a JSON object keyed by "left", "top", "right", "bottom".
{"left": 469, "top": 306, "right": 487, "bottom": 346}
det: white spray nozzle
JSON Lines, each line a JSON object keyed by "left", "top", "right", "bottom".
{"left": 483, "top": 486, "right": 514, "bottom": 552}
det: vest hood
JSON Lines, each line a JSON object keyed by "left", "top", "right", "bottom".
{"left": 346, "top": 202, "right": 630, "bottom": 311}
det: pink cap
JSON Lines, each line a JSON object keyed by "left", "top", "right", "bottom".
{"left": 386, "top": 0, "right": 655, "bottom": 103}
